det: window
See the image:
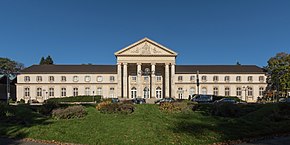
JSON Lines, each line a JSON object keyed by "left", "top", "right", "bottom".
{"left": 144, "top": 76, "right": 149, "bottom": 82}
{"left": 156, "top": 87, "right": 162, "bottom": 99}
{"left": 178, "top": 87, "right": 183, "bottom": 99}
{"left": 156, "top": 76, "right": 162, "bottom": 82}
{"left": 110, "top": 76, "right": 115, "bottom": 82}
{"left": 213, "top": 76, "right": 219, "bottom": 81}
{"left": 225, "top": 87, "right": 230, "bottom": 96}
{"left": 49, "top": 88, "right": 54, "bottom": 97}
{"left": 37, "top": 88, "right": 42, "bottom": 97}
{"left": 97, "top": 76, "right": 103, "bottom": 82}
{"left": 259, "top": 76, "right": 264, "bottom": 82}
{"left": 248, "top": 76, "right": 253, "bottom": 82}
{"left": 24, "top": 76, "right": 30, "bottom": 82}
{"left": 259, "top": 87, "right": 264, "bottom": 96}
{"left": 97, "top": 87, "right": 102, "bottom": 95}
{"left": 190, "top": 76, "right": 195, "bottom": 81}
{"left": 61, "top": 88, "right": 66, "bottom": 97}
{"left": 110, "top": 87, "right": 115, "bottom": 98}
{"left": 24, "top": 87, "right": 30, "bottom": 97}
{"left": 236, "top": 76, "right": 241, "bottom": 82}
{"left": 36, "top": 76, "right": 42, "bottom": 82}
{"left": 49, "top": 76, "right": 54, "bottom": 82}
{"left": 178, "top": 76, "right": 183, "bottom": 81}
{"left": 189, "top": 87, "right": 195, "bottom": 97}
{"left": 236, "top": 87, "right": 242, "bottom": 97}
{"left": 85, "top": 87, "right": 90, "bottom": 96}
{"left": 248, "top": 87, "right": 253, "bottom": 96}
{"left": 73, "top": 76, "right": 79, "bottom": 82}
{"left": 73, "top": 88, "right": 78, "bottom": 96}
{"left": 132, "top": 76, "right": 137, "bottom": 81}
{"left": 201, "top": 87, "right": 207, "bottom": 95}
{"left": 224, "top": 76, "right": 230, "bottom": 82}
{"left": 85, "top": 76, "right": 91, "bottom": 82}
{"left": 131, "top": 87, "right": 137, "bottom": 98}
{"left": 143, "top": 87, "right": 149, "bottom": 99}
{"left": 213, "top": 87, "right": 218, "bottom": 96}
{"left": 61, "top": 76, "right": 66, "bottom": 82}
{"left": 201, "top": 76, "right": 207, "bottom": 82}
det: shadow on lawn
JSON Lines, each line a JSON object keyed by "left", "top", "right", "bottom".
{"left": 0, "top": 104, "right": 53, "bottom": 144}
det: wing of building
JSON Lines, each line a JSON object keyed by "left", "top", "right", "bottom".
{"left": 16, "top": 38, "right": 267, "bottom": 102}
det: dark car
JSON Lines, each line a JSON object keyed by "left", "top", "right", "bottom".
{"left": 279, "top": 98, "right": 290, "bottom": 103}
{"left": 111, "top": 98, "right": 120, "bottom": 103}
{"left": 154, "top": 98, "right": 175, "bottom": 104}
{"left": 131, "top": 98, "right": 146, "bottom": 104}
{"left": 214, "top": 98, "right": 236, "bottom": 104}
{"left": 191, "top": 94, "right": 213, "bottom": 103}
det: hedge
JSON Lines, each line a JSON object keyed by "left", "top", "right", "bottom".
{"left": 46, "top": 95, "right": 102, "bottom": 103}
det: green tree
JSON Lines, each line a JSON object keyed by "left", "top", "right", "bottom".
{"left": 0, "top": 57, "right": 24, "bottom": 73}
{"left": 39, "top": 55, "right": 54, "bottom": 65}
{"left": 266, "top": 52, "right": 290, "bottom": 98}
{"left": 39, "top": 57, "right": 45, "bottom": 65}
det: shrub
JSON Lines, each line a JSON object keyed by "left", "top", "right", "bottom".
{"left": 117, "top": 103, "right": 134, "bottom": 114}
{"left": 52, "top": 105, "right": 87, "bottom": 119}
{"left": 39, "top": 101, "right": 61, "bottom": 115}
{"left": 17, "top": 99, "right": 25, "bottom": 104}
{"left": 47, "top": 95, "right": 102, "bottom": 103}
{"left": 159, "top": 101, "right": 198, "bottom": 113}
{"left": 96, "top": 101, "right": 135, "bottom": 114}
{"left": 212, "top": 103, "right": 241, "bottom": 117}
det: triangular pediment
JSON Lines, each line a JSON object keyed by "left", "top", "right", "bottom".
{"left": 115, "top": 38, "right": 178, "bottom": 56}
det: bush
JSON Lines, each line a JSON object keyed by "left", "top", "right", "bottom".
{"left": 212, "top": 103, "right": 241, "bottom": 117}
{"left": 96, "top": 101, "right": 135, "bottom": 114}
{"left": 52, "top": 105, "right": 87, "bottom": 119}
{"left": 39, "top": 101, "right": 61, "bottom": 115}
{"left": 17, "top": 99, "right": 25, "bottom": 104}
{"left": 47, "top": 95, "right": 102, "bottom": 103}
{"left": 159, "top": 101, "right": 197, "bottom": 113}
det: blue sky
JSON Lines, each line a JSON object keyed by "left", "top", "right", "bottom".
{"left": 0, "top": 0, "right": 289, "bottom": 67}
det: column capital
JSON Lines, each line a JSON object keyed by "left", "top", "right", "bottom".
{"left": 123, "top": 62, "right": 128, "bottom": 65}
{"left": 151, "top": 63, "right": 156, "bottom": 65}
{"left": 165, "top": 63, "right": 170, "bottom": 66}
{"left": 117, "top": 62, "right": 122, "bottom": 65}
{"left": 171, "top": 63, "right": 176, "bottom": 65}
{"left": 137, "top": 63, "right": 142, "bottom": 65}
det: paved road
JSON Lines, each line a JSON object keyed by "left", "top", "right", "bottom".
{"left": 238, "top": 136, "right": 290, "bottom": 145}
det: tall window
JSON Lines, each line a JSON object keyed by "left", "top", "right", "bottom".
{"left": 178, "top": 87, "right": 183, "bottom": 99}
{"left": 236, "top": 76, "right": 241, "bottom": 82}
{"left": 236, "top": 87, "right": 242, "bottom": 97}
{"left": 37, "top": 88, "right": 42, "bottom": 97}
{"left": 248, "top": 76, "right": 253, "bottom": 82}
{"left": 259, "top": 76, "right": 264, "bottom": 82}
{"left": 248, "top": 87, "right": 253, "bottom": 96}
{"left": 201, "top": 87, "right": 207, "bottom": 95}
{"left": 85, "top": 76, "right": 91, "bottom": 82}
{"left": 225, "top": 87, "right": 230, "bottom": 96}
{"left": 61, "top": 76, "right": 66, "bottom": 82}
{"left": 143, "top": 87, "right": 149, "bottom": 98}
{"left": 110, "top": 88, "right": 115, "bottom": 98}
{"left": 97, "top": 87, "right": 102, "bottom": 96}
{"left": 178, "top": 76, "right": 183, "bottom": 81}
{"left": 224, "top": 76, "right": 230, "bottom": 82}
{"left": 259, "top": 87, "right": 264, "bottom": 96}
{"left": 213, "top": 76, "right": 219, "bottom": 81}
{"left": 110, "top": 76, "right": 115, "bottom": 82}
{"left": 24, "top": 87, "right": 30, "bottom": 97}
{"left": 73, "top": 76, "right": 79, "bottom": 82}
{"left": 49, "top": 76, "right": 54, "bottom": 82}
{"left": 49, "top": 88, "right": 54, "bottom": 97}
{"left": 190, "top": 76, "right": 195, "bottom": 81}
{"left": 201, "top": 76, "right": 207, "bottom": 82}
{"left": 156, "top": 87, "right": 162, "bottom": 99}
{"left": 24, "top": 76, "right": 30, "bottom": 82}
{"left": 36, "top": 76, "right": 42, "bottom": 82}
{"left": 61, "top": 88, "right": 66, "bottom": 97}
{"left": 131, "top": 87, "right": 137, "bottom": 98}
{"left": 213, "top": 87, "right": 218, "bottom": 96}
{"left": 73, "top": 88, "right": 78, "bottom": 96}
{"left": 85, "top": 87, "right": 90, "bottom": 96}
{"left": 189, "top": 87, "right": 195, "bottom": 97}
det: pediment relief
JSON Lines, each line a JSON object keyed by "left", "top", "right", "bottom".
{"left": 115, "top": 38, "right": 178, "bottom": 56}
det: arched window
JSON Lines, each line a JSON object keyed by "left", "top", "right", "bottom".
{"left": 236, "top": 87, "right": 242, "bottom": 97}
{"left": 131, "top": 87, "right": 137, "bottom": 98}
{"left": 37, "top": 88, "right": 42, "bottom": 97}
{"left": 156, "top": 87, "right": 162, "bottom": 99}
{"left": 189, "top": 87, "right": 195, "bottom": 97}
{"left": 143, "top": 87, "right": 150, "bottom": 99}
{"left": 225, "top": 87, "right": 230, "bottom": 96}
{"left": 213, "top": 87, "right": 218, "bottom": 96}
{"left": 201, "top": 87, "right": 207, "bottom": 95}
{"left": 259, "top": 87, "right": 264, "bottom": 96}
{"left": 178, "top": 87, "right": 183, "bottom": 99}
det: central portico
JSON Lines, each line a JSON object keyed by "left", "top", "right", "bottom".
{"left": 114, "top": 38, "right": 178, "bottom": 99}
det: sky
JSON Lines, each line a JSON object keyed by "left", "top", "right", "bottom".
{"left": 0, "top": 0, "right": 289, "bottom": 68}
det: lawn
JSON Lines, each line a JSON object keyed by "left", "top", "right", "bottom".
{"left": 1, "top": 103, "right": 290, "bottom": 144}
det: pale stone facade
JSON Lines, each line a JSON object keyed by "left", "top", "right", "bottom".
{"left": 16, "top": 38, "right": 267, "bottom": 102}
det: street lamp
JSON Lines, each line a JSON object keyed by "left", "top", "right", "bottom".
{"left": 93, "top": 91, "right": 95, "bottom": 102}
{"left": 138, "top": 67, "right": 154, "bottom": 99}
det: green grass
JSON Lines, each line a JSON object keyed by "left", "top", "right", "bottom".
{"left": 1, "top": 104, "right": 290, "bottom": 144}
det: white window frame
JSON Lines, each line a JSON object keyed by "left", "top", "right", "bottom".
{"left": 131, "top": 87, "right": 137, "bottom": 98}
{"left": 36, "top": 76, "right": 42, "bottom": 82}
{"left": 85, "top": 87, "right": 90, "bottom": 96}
{"left": 49, "top": 88, "right": 54, "bottom": 97}
{"left": 24, "top": 76, "right": 30, "bottom": 82}
{"left": 61, "top": 88, "right": 66, "bottom": 97}
{"left": 37, "top": 88, "right": 42, "bottom": 97}
{"left": 225, "top": 87, "right": 230, "bottom": 96}
{"left": 156, "top": 87, "right": 162, "bottom": 99}
{"left": 73, "top": 88, "right": 78, "bottom": 96}
{"left": 213, "top": 87, "right": 218, "bottom": 96}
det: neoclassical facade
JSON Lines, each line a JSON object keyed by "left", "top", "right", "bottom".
{"left": 16, "top": 38, "right": 267, "bottom": 102}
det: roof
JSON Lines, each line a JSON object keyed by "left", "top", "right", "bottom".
{"left": 20, "top": 65, "right": 117, "bottom": 74}
{"left": 175, "top": 65, "right": 265, "bottom": 74}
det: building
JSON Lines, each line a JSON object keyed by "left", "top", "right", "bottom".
{"left": 16, "top": 38, "right": 267, "bottom": 102}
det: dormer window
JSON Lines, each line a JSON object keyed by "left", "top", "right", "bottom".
{"left": 49, "top": 76, "right": 54, "bottom": 82}
{"left": 73, "top": 76, "right": 79, "bottom": 82}
{"left": 24, "top": 76, "right": 30, "bottom": 82}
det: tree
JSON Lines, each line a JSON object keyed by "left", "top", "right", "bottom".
{"left": 39, "top": 57, "right": 45, "bottom": 64}
{"left": 0, "top": 57, "right": 24, "bottom": 73}
{"left": 39, "top": 55, "right": 54, "bottom": 65}
{"left": 266, "top": 52, "right": 290, "bottom": 98}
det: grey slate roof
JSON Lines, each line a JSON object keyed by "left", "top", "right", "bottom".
{"left": 175, "top": 65, "right": 265, "bottom": 74}
{"left": 21, "top": 65, "right": 117, "bottom": 74}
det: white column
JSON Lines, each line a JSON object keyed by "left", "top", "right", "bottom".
{"left": 137, "top": 63, "right": 142, "bottom": 98}
{"left": 117, "top": 63, "right": 122, "bottom": 98}
{"left": 171, "top": 64, "right": 175, "bottom": 98}
{"left": 165, "top": 64, "right": 170, "bottom": 98}
{"left": 123, "top": 63, "right": 128, "bottom": 98}
{"left": 151, "top": 63, "right": 156, "bottom": 98}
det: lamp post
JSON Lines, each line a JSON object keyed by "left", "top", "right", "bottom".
{"left": 138, "top": 67, "right": 154, "bottom": 99}
{"left": 93, "top": 91, "right": 95, "bottom": 103}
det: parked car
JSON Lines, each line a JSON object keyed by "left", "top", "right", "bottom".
{"left": 214, "top": 98, "right": 236, "bottom": 104}
{"left": 191, "top": 94, "right": 213, "bottom": 103}
{"left": 131, "top": 98, "right": 146, "bottom": 104}
{"left": 111, "top": 98, "right": 120, "bottom": 103}
{"left": 279, "top": 98, "right": 290, "bottom": 103}
{"left": 155, "top": 98, "right": 175, "bottom": 104}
